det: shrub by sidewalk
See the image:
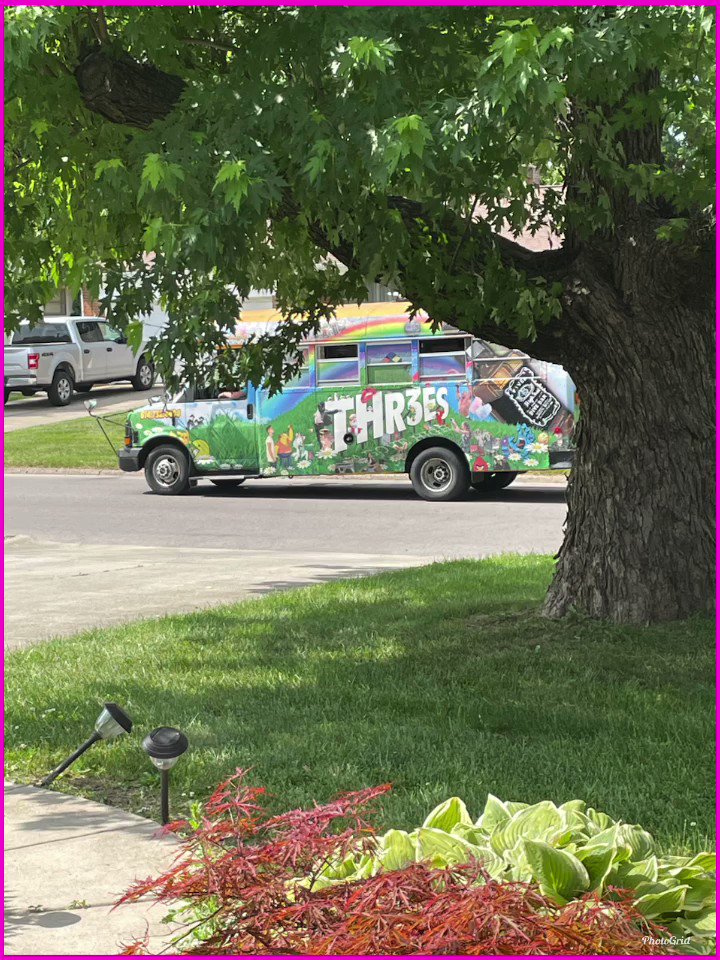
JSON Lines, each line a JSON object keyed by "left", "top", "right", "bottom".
{"left": 119, "top": 774, "right": 712, "bottom": 955}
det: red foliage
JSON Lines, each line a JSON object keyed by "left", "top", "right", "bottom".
{"left": 119, "top": 771, "right": 666, "bottom": 955}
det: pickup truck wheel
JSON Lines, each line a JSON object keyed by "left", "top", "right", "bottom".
{"left": 75, "top": 384, "right": 93, "bottom": 393}
{"left": 48, "top": 369, "right": 74, "bottom": 406}
{"left": 409, "top": 446, "right": 470, "bottom": 502}
{"left": 132, "top": 358, "right": 155, "bottom": 391}
{"left": 145, "top": 444, "right": 191, "bottom": 495}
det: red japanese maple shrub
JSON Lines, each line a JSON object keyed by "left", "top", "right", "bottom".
{"left": 119, "top": 771, "right": 666, "bottom": 955}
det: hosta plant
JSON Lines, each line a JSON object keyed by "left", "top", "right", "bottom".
{"left": 120, "top": 772, "right": 669, "bottom": 956}
{"left": 319, "top": 794, "right": 716, "bottom": 953}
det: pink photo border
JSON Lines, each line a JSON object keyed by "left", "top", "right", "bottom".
{"left": 1, "top": 2, "right": 716, "bottom": 958}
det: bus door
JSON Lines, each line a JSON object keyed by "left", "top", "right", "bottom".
{"left": 183, "top": 381, "right": 260, "bottom": 474}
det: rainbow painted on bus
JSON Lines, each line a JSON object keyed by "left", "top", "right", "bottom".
{"left": 123, "top": 303, "right": 576, "bottom": 499}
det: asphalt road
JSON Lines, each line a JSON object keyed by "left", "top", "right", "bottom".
{"left": 5, "top": 473, "right": 567, "bottom": 649}
{"left": 6, "top": 473, "right": 565, "bottom": 553}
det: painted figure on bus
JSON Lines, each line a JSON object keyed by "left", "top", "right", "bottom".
{"left": 265, "top": 425, "right": 277, "bottom": 465}
{"left": 277, "top": 426, "right": 295, "bottom": 469}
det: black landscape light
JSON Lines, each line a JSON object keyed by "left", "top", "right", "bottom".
{"left": 40, "top": 702, "right": 133, "bottom": 787}
{"left": 142, "top": 727, "right": 189, "bottom": 824}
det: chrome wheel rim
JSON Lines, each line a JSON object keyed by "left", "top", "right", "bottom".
{"left": 420, "top": 457, "right": 453, "bottom": 493}
{"left": 153, "top": 455, "right": 180, "bottom": 487}
{"left": 57, "top": 378, "right": 71, "bottom": 402}
{"left": 139, "top": 364, "right": 153, "bottom": 387}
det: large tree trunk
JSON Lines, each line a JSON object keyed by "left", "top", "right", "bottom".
{"left": 543, "top": 249, "right": 715, "bottom": 623}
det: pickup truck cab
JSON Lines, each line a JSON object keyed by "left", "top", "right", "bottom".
{"left": 4, "top": 316, "right": 154, "bottom": 406}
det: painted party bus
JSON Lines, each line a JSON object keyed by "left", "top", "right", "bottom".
{"left": 117, "top": 302, "right": 576, "bottom": 501}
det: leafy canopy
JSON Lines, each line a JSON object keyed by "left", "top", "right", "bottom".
{"left": 5, "top": 6, "right": 714, "bottom": 387}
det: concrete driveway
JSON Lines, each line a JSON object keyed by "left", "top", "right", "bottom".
{"left": 4, "top": 383, "right": 161, "bottom": 433}
{"left": 5, "top": 472, "right": 567, "bottom": 650}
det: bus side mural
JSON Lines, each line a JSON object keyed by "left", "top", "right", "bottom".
{"left": 122, "top": 304, "right": 576, "bottom": 498}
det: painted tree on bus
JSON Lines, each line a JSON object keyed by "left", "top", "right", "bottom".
{"left": 5, "top": 6, "right": 714, "bottom": 624}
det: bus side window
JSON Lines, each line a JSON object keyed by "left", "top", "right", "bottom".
{"left": 418, "top": 337, "right": 467, "bottom": 381}
{"left": 284, "top": 345, "right": 313, "bottom": 389}
{"left": 317, "top": 343, "right": 360, "bottom": 384}
{"left": 366, "top": 341, "right": 412, "bottom": 385}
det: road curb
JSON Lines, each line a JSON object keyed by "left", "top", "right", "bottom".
{"left": 4, "top": 466, "right": 125, "bottom": 476}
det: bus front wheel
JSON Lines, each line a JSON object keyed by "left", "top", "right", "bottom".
{"left": 472, "top": 471, "right": 518, "bottom": 493}
{"left": 145, "top": 444, "right": 191, "bottom": 496}
{"left": 409, "top": 447, "right": 469, "bottom": 502}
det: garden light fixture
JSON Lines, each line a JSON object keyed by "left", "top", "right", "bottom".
{"left": 39, "top": 702, "right": 133, "bottom": 787}
{"left": 142, "top": 726, "right": 189, "bottom": 824}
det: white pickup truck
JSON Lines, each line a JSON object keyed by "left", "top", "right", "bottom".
{"left": 4, "top": 316, "right": 154, "bottom": 406}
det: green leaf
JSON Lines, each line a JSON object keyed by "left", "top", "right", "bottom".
{"left": 524, "top": 839, "right": 590, "bottom": 904}
{"left": 415, "top": 827, "right": 482, "bottom": 868}
{"left": 213, "top": 160, "right": 252, "bottom": 213}
{"left": 126, "top": 321, "right": 144, "bottom": 354}
{"left": 423, "top": 796, "right": 472, "bottom": 832}
{"left": 95, "top": 158, "right": 125, "bottom": 180}
{"left": 476, "top": 794, "right": 510, "bottom": 831}
{"left": 576, "top": 845, "right": 618, "bottom": 893}
{"left": 490, "top": 801, "right": 563, "bottom": 855}
{"left": 617, "top": 823, "right": 655, "bottom": 861}
{"left": 140, "top": 153, "right": 164, "bottom": 191}
{"left": 391, "top": 114, "right": 432, "bottom": 158}
{"left": 143, "top": 217, "right": 164, "bottom": 253}
{"left": 683, "top": 876, "right": 716, "bottom": 913}
{"left": 379, "top": 829, "right": 416, "bottom": 871}
{"left": 687, "top": 852, "right": 716, "bottom": 873}
{"left": 634, "top": 883, "right": 689, "bottom": 918}
{"left": 679, "top": 908, "right": 716, "bottom": 938}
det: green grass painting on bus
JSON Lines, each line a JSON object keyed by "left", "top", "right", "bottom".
{"left": 255, "top": 383, "right": 573, "bottom": 478}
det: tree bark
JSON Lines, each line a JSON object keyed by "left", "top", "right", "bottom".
{"left": 544, "top": 243, "right": 715, "bottom": 623}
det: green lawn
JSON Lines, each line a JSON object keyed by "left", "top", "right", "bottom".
{"left": 4, "top": 557, "right": 713, "bottom": 852}
{"left": 4, "top": 411, "right": 130, "bottom": 469}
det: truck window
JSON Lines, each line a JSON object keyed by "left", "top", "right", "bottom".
{"left": 418, "top": 337, "right": 467, "bottom": 381}
{"left": 98, "top": 322, "right": 125, "bottom": 343}
{"left": 317, "top": 343, "right": 359, "bottom": 385}
{"left": 11, "top": 324, "right": 71, "bottom": 345}
{"left": 366, "top": 341, "right": 412, "bottom": 385}
{"left": 76, "top": 321, "right": 104, "bottom": 343}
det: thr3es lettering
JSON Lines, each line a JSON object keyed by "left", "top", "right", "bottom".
{"left": 325, "top": 387, "right": 450, "bottom": 453}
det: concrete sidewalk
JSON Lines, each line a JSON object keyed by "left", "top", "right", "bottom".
{"left": 4, "top": 782, "right": 178, "bottom": 956}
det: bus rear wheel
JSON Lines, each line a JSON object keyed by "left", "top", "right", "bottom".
{"left": 409, "top": 447, "right": 469, "bottom": 502}
{"left": 472, "top": 471, "right": 518, "bottom": 493}
{"left": 145, "top": 444, "right": 191, "bottom": 496}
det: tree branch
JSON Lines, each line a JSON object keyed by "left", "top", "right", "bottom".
{"left": 71, "top": 48, "right": 573, "bottom": 360}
